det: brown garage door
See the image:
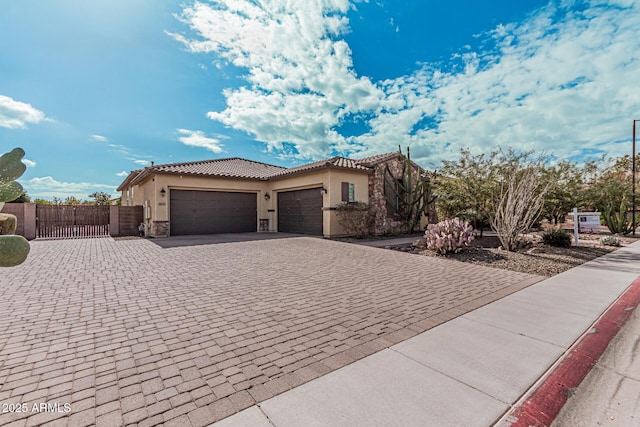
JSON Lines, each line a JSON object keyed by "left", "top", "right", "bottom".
{"left": 170, "top": 190, "right": 257, "bottom": 235}
{"left": 277, "top": 187, "right": 323, "bottom": 235}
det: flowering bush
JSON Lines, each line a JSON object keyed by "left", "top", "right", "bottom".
{"left": 425, "top": 218, "right": 475, "bottom": 255}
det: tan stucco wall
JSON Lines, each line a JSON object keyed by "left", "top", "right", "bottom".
{"left": 326, "top": 169, "right": 369, "bottom": 236}
{"left": 120, "top": 168, "right": 370, "bottom": 237}
{"left": 122, "top": 182, "right": 146, "bottom": 208}
{"left": 270, "top": 169, "right": 369, "bottom": 236}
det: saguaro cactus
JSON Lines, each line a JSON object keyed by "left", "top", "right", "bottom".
{"left": 381, "top": 146, "right": 435, "bottom": 233}
{"left": 0, "top": 148, "right": 30, "bottom": 267}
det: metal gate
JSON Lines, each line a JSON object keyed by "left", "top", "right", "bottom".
{"left": 36, "top": 205, "right": 110, "bottom": 238}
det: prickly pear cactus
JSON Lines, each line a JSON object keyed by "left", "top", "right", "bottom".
{"left": 0, "top": 213, "right": 17, "bottom": 234}
{"left": 0, "top": 148, "right": 30, "bottom": 267}
{"left": 0, "top": 235, "right": 30, "bottom": 267}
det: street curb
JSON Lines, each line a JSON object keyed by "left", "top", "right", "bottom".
{"left": 500, "top": 275, "right": 640, "bottom": 427}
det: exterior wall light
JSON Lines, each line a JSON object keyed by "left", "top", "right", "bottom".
{"left": 264, "top": 192, "right": 271, "bottom": 200}
{"left": 320, "top": 186, "right": 327, "bottom": 195}
{"left": 160, "top": 187, "right": 166, "bottom": 197}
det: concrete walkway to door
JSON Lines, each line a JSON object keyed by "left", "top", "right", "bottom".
{"left": 0, "top": 237, "right": 543, "bottom": 427}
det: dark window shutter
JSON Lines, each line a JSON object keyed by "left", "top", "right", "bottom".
{"left": 341, "top": 182, "right": 349, "bottom": 202}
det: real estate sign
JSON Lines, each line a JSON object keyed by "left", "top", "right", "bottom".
{"left": 578, "top": 213, "right": 601, "bottom": 233}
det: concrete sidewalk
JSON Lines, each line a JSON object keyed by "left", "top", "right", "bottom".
{"left": 211, "top": 240, "right": 640, "bottom": 427}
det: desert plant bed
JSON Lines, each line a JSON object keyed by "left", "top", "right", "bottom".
{"left": 386, "top": 232, "right": 639, "bottom": 277}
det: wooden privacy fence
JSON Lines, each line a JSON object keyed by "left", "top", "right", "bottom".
{"left": 36, "top": 205, "right": 110, "bottom": 238}
{"left": 3, "top": 204, "right": 144, "bottom": 240}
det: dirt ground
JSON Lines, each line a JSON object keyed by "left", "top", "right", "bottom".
{"left": 399, "top": 231, "right": 640, "bottom": 277}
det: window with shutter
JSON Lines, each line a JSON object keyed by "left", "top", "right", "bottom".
{"left": 341, "top": 182, "right": 355, "bottom": 202}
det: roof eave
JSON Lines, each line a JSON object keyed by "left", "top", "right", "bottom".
{"left": 133, "top": 169, "right": 273, "bottom": 183}
{"left": 117, "top": 170, "right": 144, "bottom": 191}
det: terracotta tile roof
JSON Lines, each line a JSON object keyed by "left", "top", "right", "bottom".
{"left": 355, "top": 152, "right": 401, "bottom": 166}
{"left": 269, "top": 156, "right": 370, "bottom": 178}
{"left": 123, "top": 158, "right": 287, "bottom": 187}
{"left": 355, "top": 152, "right": 428, "bottom": 175}
{"left": 150, "top": 158, "right": 285, "bottom": 179}
{"left": 118, "top": 155, "right": 376, "bottom": 190}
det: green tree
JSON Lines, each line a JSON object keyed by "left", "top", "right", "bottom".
{"left": 584, "top": 155, "right": 631, "bottom": 211}
{"left": 583, "top": 155, "right": 634, "bottom": 233}
{"left": 64, "top": 196, "right": 82, "bottom": 205}
{"left": 434, "top": 149, "right": 497, "bottom": 236}
{"left": 434, "top": 147, "right": 549, "bottom": 248}
{"left": 540, "top": 160, "right": 591, "bottom": 224}
{"left": 89, "top": 191, "right": 111, "bottom": 206}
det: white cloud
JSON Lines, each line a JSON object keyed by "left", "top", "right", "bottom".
{"left": 106, "top": 143, "right": 153, "bottom": 166}
{"left": 171, "top": 0, "right": 384, "bottom": 159}
{"left": 0, "top": 95, "right": 47, "bottom": 129}
{"left": 176, "top": 128, "right": 225, "bottom": 153}
{"left": 24, "top": 176, "right": 115, "bottom": 199}
{"left": 116, "top": 171, "right": 129, "bottom": 177}
{"left": 381, "top": 0, "right": 640, "bottom": 165}
{"left": 22, "top": 159, "right": 37, "bottom": 168}
{"left": 91, "top": 134, "right": 108, "bottom": 142}
{"left": 174, "top": 0, "right": 640, "bottom": 166}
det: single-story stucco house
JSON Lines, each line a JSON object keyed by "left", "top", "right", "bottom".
{"left": 117, "top": 152, "right": 430, "bottom": 238}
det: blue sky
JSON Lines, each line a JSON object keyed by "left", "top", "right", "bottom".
{"left": 1, "top": 0, "right": 639, "bottom": 200}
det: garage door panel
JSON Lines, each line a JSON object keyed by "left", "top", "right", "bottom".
{"left": 278, "top": 188, "right": 323, "bottom": 235}
{"left": 170, "top": 190, "right": 257, "bottom": 235}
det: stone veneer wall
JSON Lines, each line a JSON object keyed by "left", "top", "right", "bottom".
{"left": 150, "top": 220, "right": 169, "bottom": 237}
{"left": 368, "top": 156, "right": 434, "bottom": 235}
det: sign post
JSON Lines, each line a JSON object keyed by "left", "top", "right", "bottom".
{"left": 573, "top": 208, "right": 579, "bottom": 247}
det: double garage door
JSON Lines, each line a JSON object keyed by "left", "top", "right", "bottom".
{"left": 169, "top": 188, "right": 323, "bottom": 236}
{"left": 170, "top": 190, "right": 257, "bottom": 235}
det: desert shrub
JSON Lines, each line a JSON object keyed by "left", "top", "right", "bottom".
{"left": 601, "top": 235, "right": 621, "bottom": 247}
{"left": 425, "top": 217, "right": 475, "bottom": 255}
{"left": 492, "top": 165, "right": 548, "bottom": 251}
{"left": 335, "top": 202, "right": 374, "bottom": 238}
{"left": 542, "top": 226, "right": 572, "bottom": 247}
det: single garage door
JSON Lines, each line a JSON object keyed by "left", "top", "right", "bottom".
{"left": 277, "top": 187, "right": 323, "bottom": 235}
{"left": 170, "top": 190, "right": 257, "bottom": 235}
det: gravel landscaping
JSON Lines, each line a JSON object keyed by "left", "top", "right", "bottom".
{"left": 385, "top": 232, "right": 640, "bottom": 277}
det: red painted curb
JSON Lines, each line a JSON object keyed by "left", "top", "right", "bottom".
{"left": 504, "top": 276, "right": 640, "bottom": 427}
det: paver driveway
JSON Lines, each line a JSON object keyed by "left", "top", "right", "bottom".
{"left": 0, "top": 237, "right": 544, "bottom": 427}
